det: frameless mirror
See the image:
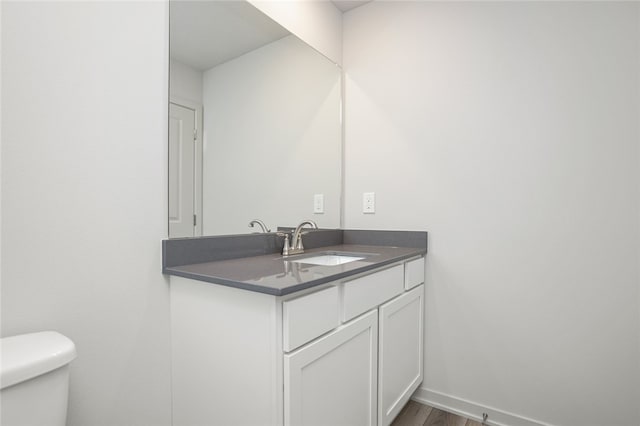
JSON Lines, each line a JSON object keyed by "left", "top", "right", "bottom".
{"left": 169, "top": 0, "right": 343, "bottom": 238}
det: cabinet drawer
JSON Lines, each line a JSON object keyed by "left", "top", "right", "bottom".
{"left": 342, "top": 265, "right": 404, "bottom": 322}
{"left": 404, "top": 257, "right": 425, "bottom": 290}
{"left": 283, "top": 286, "right": 340, "bottom": 352}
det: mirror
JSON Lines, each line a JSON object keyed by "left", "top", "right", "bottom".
{"left": 169, "top": 1, "right": 343, "bottom": 238}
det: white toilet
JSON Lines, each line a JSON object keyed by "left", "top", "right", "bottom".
{"left": 1, "top": 331, "right": 77, "bottom": 426}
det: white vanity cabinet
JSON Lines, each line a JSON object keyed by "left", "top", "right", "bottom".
{"left": 170, "top": 255, "right": 425, "bottom": 426}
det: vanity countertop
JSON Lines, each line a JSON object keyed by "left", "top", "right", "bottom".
{"left": 163, "top": 243, "right": 425, "bottom": 296}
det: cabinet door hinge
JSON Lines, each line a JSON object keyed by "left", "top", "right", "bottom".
{"left": 193, "top": 214, "right": 197, "bottom": 226}
{"left": 193, "top": 128, "right": 197, "bottom": 141}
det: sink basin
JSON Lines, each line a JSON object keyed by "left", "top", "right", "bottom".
{"left": 289, "top": 255, "right": 364, "bottom": 266}
{"left": 287, "top": 251, "right": 370, "bottom": 266}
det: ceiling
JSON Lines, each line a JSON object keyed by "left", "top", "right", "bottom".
{"left": 170, "top": 1, "right": 289, "bottom": 71}
{"left": 331, "top": 0, "right": 372, "bottom": 12}
{"left": 170, "top": 1, "right": 373, "bottom": 71}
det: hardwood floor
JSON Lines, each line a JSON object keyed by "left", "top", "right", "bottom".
{"left": 391, "top": 400, "right": 483, "bottom": 426}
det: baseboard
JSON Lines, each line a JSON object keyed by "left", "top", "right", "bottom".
{"left": 412, "top": 387, "right": 554, "bottom": 426}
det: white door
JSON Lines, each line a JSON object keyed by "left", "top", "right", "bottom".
{"left": 378, "top": 285, "right": 424, "bottom": 426}
{"left": 169, "top": 102, "right": 196, "bottom": 238}
{"left": 284, "top": 310, "right": 378, "bottom": 426}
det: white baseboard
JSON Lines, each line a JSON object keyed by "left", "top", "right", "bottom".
{"left": 411, "top": 387, "right": 554, "bottom": 426}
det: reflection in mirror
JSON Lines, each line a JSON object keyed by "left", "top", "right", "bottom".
{"left": 169, "top": 1, "right": 342, "bottom": 238}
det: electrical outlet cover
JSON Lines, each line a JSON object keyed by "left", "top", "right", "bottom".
{"left": 314, "top": 194, "right": 324, "bottom": 214}
{"left": 363, "top": 192, "right": 375, "bottom": 213}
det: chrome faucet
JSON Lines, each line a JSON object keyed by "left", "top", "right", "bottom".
{"left": 289, "top": 220, "right": 318, "bottom": 255}
{"left": 248, "top": 219, "right": 270, "bottom": 233}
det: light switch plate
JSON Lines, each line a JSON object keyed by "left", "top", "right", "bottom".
{"left": 314, "top": 194, "right": 324, "bottom": 214}
{"left": 363, "top": 192, "right": 375, "bottom": 214}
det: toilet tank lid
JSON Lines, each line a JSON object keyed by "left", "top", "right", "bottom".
{"left": 1, "top": 331, "right": 77, "bottom": 389}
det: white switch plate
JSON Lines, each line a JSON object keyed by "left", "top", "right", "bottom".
{"left": 314, "top": 194, "right": 324, "bottom": 214}
{"left": 363, "top": 192, "right": 375, "bottom": 214}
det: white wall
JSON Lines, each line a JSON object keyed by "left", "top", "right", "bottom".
{"left": 343, "top": 2, "right": 640, "bottom": 426}
{"left": 248, "top": 0, "right": 342, "bottom": 65}
{"left": 2, "top": 2, "right": 638, "bottom": 426}
{"left": 202, "top": 35, "right": 342, "bottom": 235}
{"left": 170, "top": 59, "right": 203, "bottom": 105}
{"left": 0, "top": 1, "right": 3, "bottom": 289}
{"left": 1, "top": 3, "right": 171, "bottom": 426}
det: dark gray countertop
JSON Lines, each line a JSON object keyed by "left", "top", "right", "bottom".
{"left": 163, "top": 230, "right": 427, "bottom": 296}
{"left": 164, "top": 244, "right": 425, "bottom": 296}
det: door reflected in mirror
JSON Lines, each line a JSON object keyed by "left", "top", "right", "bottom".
{"left": 169, "top": 1, "right": 342, "bottom": 238}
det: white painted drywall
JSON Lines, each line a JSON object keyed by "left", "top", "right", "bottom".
{"left": 343, "top": 2, "right": 640, "bottom": 425}
{"left": 201, "top": 35, "right": 342, "bottom": 235}
{"left": 0, "top": 1, "right": 3, "bottom": 292}
{"left": 248, "top": 0, "right": 343, "bottom": 66}
{"left": 1, "top": 2, "right": 171, "bottom": 426}
{"left": 170, "top": 59, "right": 203, "bottom": 104}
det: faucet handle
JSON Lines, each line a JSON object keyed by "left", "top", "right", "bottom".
{"left": 276, "top": 232, "right": 291, "bottom": 256}
{"left": 297, "top": 231, "right": 312, "bottom": 247}
{"left": 294, "top": 232, "right": 306, "bottom": 251}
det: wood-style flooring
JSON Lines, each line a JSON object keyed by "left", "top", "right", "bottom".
{"left": 391, "top": 400, "right": 483, "bottom": 426}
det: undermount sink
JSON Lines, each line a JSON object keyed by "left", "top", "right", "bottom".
{"left": 286, "top": 251, "right": 370, "bottom": 266}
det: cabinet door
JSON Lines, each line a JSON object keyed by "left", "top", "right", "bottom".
{"left": 378, "top": 285, "right": 424, "bottom": 426}
{"left": 284, "top": 310, "right": 378, "bottom": 426}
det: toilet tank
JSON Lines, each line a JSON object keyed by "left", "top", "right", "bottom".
{"left": 1, "top": 331, "right": 77, "bottom": 426}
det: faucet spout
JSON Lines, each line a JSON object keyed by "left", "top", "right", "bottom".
{"left": 289, "top": 220, "right": 318, "bottom": 255}
{"left": 248, "top": 219, "right": 270, "bottom": 233}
